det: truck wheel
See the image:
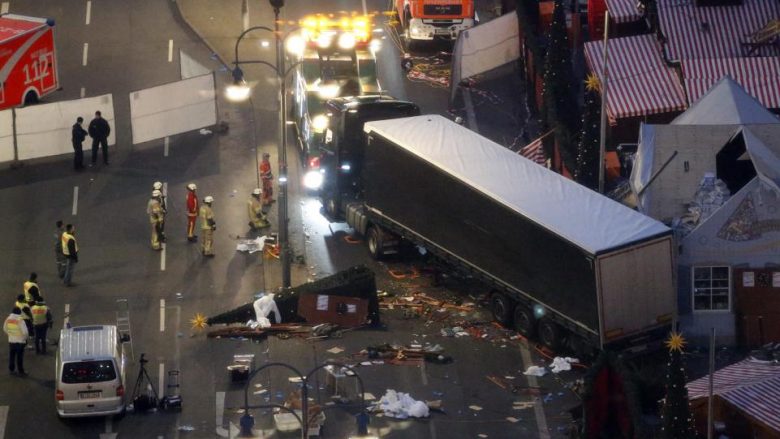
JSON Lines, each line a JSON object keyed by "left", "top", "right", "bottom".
{"left": 23, "top": 91, "right": 39, "bottom": 106}
{"left": 324, "top": 197, "right": 338, "bottom": 218}
{"left": 366, "top": 226, "right": 384, "bottom": 259}
{"left": 490, "top": 293, "right": 514, "bottom": 327}
{"left": 538, "top": 318, "right": 561, "bottom": 352}
{"left": 513, "top": 306, "right": 536, "bottom": 338}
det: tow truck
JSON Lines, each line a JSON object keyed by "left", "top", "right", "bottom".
{"left": 288, "top": 13, "right": 382, "bottom": 190}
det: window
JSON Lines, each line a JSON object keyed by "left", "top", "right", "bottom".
{"left": 693, "top": 266, "right": 730, "bottom": 311}
{"left": 62, "top": 360, "right": 116, "bottom": 384}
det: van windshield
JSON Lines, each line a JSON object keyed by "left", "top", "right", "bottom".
{"left": 62, "top": 360, "right": 117, "bottom": 384}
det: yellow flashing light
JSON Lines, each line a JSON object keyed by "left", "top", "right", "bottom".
{"left": 299, "top": 13, "right": 374, "bottom": 45}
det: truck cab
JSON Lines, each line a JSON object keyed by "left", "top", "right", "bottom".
{"left": 395, "top": 0, "right": 475, "bottom": 44}
{"left": 0, "top": 14, "right": 59, "bottom": 109}
{"left": 289, "top": 14, "right": 382, "bottom": 189}
{"left": 316, "top": 96, "right": 420, "bottom": 219}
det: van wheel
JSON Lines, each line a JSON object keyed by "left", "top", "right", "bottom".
{"left": 513, "top": 306, "right": 536, "bottom": 338}
{"left": 23, "top": 91, "right": 39, "bottom": 106}
{"left": 324, "top": 197, "right": 338, "bottom": 218}
{"left": 490, "top": 293, "right": 514, "bottom": 326}
{"left": 366, "top": 226, "right": 384, "bottom": 259}
{"left": 538, "top": 318, "right": 562, "bottom": 352}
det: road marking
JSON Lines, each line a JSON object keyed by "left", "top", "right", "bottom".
{"left": 463, "top": 88, "right": 479, "bottom": 131}
{"left": 98, "top": 415, "right": 117, "bottom": 439}
{"left": 85, "top": 1, "right": 91, "bottom": 25}
{"left": 80, "top": 87, "right": 85, "bottom": 98}
{"left": 519, "top": 342, "right": 550, "bottom": 439}
{"left": 158, "top": 362, "right": 165, "bottom": 401}
{"left": 72, "top": 186, "right": 78, "bottom": 216}
{"left": 419, "top": 360, "right": 428, "bottom": 385}
{"left": 242, "top": 0, "right": 249, "bottom": 31}
{"left": 428, "top": 420, "right": 437, "bottom": 439}
{"left": 215, "top": 391, "right": 227, "bottom": 436}
{"left": 0, "top": 2, "right": 8, "bottom": 14}
{"left": 63, "top": 304, "right": 70, "bottom": 328}
{"left": 163, "top": 136, "right": 169, "bottom": 157}
{"left": 0, "top": 405, "right": 8, "bottom": 439}
{"left": 168, "top": 39, "right": 173, "bottom": 62}
{"left": 159, "top": 299, "right": 165, "bottom": 332}
{"left": 82, "top": 43, "right": 89, "bottom": 66}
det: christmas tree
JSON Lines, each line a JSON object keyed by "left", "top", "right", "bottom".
{"left": 541, "top": 0, "right": 579, "bottom": 170}
{"left": 661, "top": 332, "right": 697, "bottom": 439}
{"left": 575, "top": 77, "right": 601, "bottom": 190}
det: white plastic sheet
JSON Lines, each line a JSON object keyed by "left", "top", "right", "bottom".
{"left": 14, "top": 94, "right": 115, "bottom": 161}
{"left": 374, "top": 390, "right": 429, "bottom": 419}
{"left": 129, "top": 73, "right": 216, "bottom": 145}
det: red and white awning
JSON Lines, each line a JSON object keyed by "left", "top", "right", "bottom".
{"left": 682, "top": 57, "right": 780, "bottom": 109}
{"left": 584, "top": 34, "right": 687, "bottom": 120}
{"left": 605, "top": 0, "right": 642, "bottom": 24}
{"left": 687, "top": 359, "right": 780, "bottom": 400}
{"left": 658, "top": 0, "right": 780, "bottom": 61}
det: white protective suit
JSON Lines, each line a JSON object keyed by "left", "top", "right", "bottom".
{"left": 252, "top": 294, "right": 281, "bottom": 328}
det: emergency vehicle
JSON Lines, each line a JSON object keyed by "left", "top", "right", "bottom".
{"left": 288, "top": 13, "right": 381, "bottom": 189}
{"left": 0, "top": 14, "right": 59, "bottom": 109}
{"left": 395, "top": 0, "right": 475, "bottom": 46}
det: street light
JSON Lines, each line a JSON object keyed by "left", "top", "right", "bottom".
{"left": 228, "top": 0, "right": 300, "bottom": 288}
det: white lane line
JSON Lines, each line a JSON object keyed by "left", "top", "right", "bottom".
{"left": 361, "top": 0, "right": 367, "bottom": 15}
{"left": 159, "top": 299, "right": 165, "bottom": 332}
{"left": 215, "top": 391, "right": 226, "bottom": 432}
{"left": 519, "top": 343, "right": 550, "bottom": 439}
{"left": 85, "top": 1, "right": 91, "bottom": 25}
{"left": 82, "top": 43, "right": 89, "bottom": 66}
{"left": 419, "top": 360, "right": 428, "bottom": 385}
{"left": 163, "top": 136, "right": 169, "bottom": 157}
{"left": 80, "top": 87, "right": 85, "bottom": 98}
{"left": 63, "top": 304, "right": 70, "bottom": 328}
{"left": 158, "top": 362, "right": 165, "bottom": 401}
{"left": 104, "top": 414, "right": 112, "bottom": 433}
{"left": 168, "top": 39, "right": 173, "bottom": 62}
{"left": 72, "top": 186, "right": 78, "bottom": 216}
{"left": 0, "top": 2, "right": 9, "bottom": 14}
{"left": 0, "top": 405, "right": 8, "bottom": 439}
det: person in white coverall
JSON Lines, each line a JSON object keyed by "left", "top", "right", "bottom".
{"left": 253, "top": 294, "right": 281, "bottom": 328}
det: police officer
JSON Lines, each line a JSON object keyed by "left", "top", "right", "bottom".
{"left": 148, "top": 190, "right": 165, "bottom": 250}
{"left": 54, "top": 220, "right": 66, "bottom": 278}
{"left": 4, "top": 307, "right": 29, "bottom": 375}
{"left": 72, "top": 117, "right": 87, "bottom": 170}
{"left": 23, "top": 272, "right": 41, "bottom": 305}
{"left": 62, "top": 224, "right": 78, "bottom": 287}
{"left": 31, "top": 298, "right": 52, "bottom": 354}
{"left": 199, "top": 196, "right": 216, "bottom": 257}
{"left": 14, "top": 294, "right": 33, "bottom": 345}
{"left": 248, "top": 188, "right": 270, "bottom": 229}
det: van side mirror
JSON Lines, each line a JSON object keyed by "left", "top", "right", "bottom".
{"left": 120, "top": 334, "right": 131, "bottom": 343}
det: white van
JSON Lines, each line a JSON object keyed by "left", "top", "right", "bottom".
{"left": 55, "top": 325, "right": 128, "bottom": 417}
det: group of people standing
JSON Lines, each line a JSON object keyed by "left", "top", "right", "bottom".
{"left": 71, "top": 111, "right": 111, "bottom": 170}
{"left": 3, "top": 273, "right": 54, "bottom": 376}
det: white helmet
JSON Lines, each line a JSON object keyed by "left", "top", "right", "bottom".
{"left": 153, "top": 181, "right": 163, "bottom": 190}
{"left": 204, "top": 195, "right": 214, "bottom": 203}
{"left": 252, "top": 188, "right": 262, "bottom": 196}
{"left": 187, "top": 183, "right": 197, "bottom": 191}
{"left": 152, "top": 189, "right": 162, "bottom": 197}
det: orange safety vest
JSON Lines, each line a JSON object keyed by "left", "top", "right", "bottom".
{"left": 61, "top": 232, "right": 78, "bottom": 256}
{"left": 31, "top": 304, "right": 49, "bottom": 326}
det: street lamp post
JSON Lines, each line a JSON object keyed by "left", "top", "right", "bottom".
{"left": 227, "top": 0, "right": 293, "bottom": 288}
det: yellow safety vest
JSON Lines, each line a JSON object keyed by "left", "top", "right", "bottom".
{"left": 31, "top": 304, "right": 48, "bottom": 326}
{"left": 61, "top": 232, "right": 78, "bottom": 256}
{"left": 23, "top": 281, "right": 38, "bottom": 302}
{"left": 15, "top": 301, "right": 31, "bottom": 320}
{"left": 5, "top": 316, "right": 23, "bottom": 337}
{"left": 200, "top": 205, "right": 214, "bottom": 230}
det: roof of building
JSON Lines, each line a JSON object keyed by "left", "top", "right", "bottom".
{"left": 364, "top": 115, "right": 671, "bottom": 254}
{"left": 680, "top": 58, "right": 780, "bottom": 111}
{"left": 584, "top": 34, "right": 687, "bottom": 120}
{"left": 673, "top": 76, "right": 780, "bottom": 125}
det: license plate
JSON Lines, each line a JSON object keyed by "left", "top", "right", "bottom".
{"left": 435, "top": 29, "right": 450, "bottom": 35}
{"left": 79, "top": 391, "right": 101, "bottom": 399}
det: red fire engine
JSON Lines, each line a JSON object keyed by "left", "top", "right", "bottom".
{"left": 0, "top": 14, "right": 59, "bottom": 109}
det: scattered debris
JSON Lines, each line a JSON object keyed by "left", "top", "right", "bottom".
{"left": 373, "top": 390, "right": 430, "bottom": 419}
{"left": 178, "top": 425, "right": 196, "bottom": 431}
{"left": 513, "top": 401, "right": 535, "bottom": 410}
{"left": 198, "top": 128, "right": 212, "bottom": 135}
{"left": 236, "top": 236, "right": 270, "bottom": 253}
{"left": 326, "top": 346, "right": 345, "bottom": 355}
{"left": 550, "top": 357, "right": 579, "bottom": 374}
{"left": 469, "top": 405, "right": 483, "bottom": 411}
{"left": 523, "top": 365, "right": 547, "bottom": 377}
{"left": 506, "top": 416, "right": 520, "bottom": 423}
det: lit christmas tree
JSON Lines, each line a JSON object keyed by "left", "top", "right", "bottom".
{"left": 575, "top": 75, "right": 601, "bottom": 190}
{"left": 661, "top": 332, "right": 697, "bottom": 439}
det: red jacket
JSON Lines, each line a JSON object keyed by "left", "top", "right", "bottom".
{"left": 186, "top": 191, "right": 199, "bottom": 216}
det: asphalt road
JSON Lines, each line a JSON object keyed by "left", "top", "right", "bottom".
{"left": 0, "top": 1, "right": 575, "bottom": 438}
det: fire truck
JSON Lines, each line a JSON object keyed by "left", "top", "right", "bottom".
{"left": 395, "top": 0, "right": 475, "bottom": 46}
{"left": 288, "top": 14, "right": 382, "bottom": 190}
{"left": 0, "top": 14, "right": 59, "bottom": 109}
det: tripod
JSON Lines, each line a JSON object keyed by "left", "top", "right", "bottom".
{"left": 130, "top": 353, "right": 159, "bottom": 412}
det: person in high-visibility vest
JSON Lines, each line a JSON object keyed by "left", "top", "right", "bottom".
{"left": 199, "top": 196, "right": 216, "bottom": 257}
{"left": 31, "top": 298, "right": 53, "bottom": 355}
{"left": 54, "top": 220, "right": 66, "bottom": 279}
{"left": 23, "top": 272, "right": 41, "bottom": 305}
{"left": 148, "top": 190, "right": 165, "bottom": 251}
{"left": 248, "top": 188, "right": 270, "bottom": 229}
{"left": 14, "top": 294, "right": 33, "bottom": 342}
{"left": 259, "top": 153, "right": 274, "bottom": 206}
{"left": 4, "top": 306, "right": 29, "bottom": 375}
{"left": 186, "top": 183, "right": 199, "bottom": 242}
{"left": 61, "top": 224, "right": 79, "bottom": 287}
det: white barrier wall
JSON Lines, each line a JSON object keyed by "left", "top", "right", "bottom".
{"left": 15, "top": 94, "right": 115, "bottom": 161}
{"left": 130, "top": 73, "right": 216, "bottom": 145}
{"left": 0, "top": 110, "right": 13, "bottom": 162}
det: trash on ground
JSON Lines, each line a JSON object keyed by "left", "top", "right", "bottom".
{"left": 513, "top": 401, "right": 535, "bottom": 410}
{"left": 549, "top": 357, "right": 579, "bottom": 373}
{"left": 372, "top": 389, "right": 430, "bottom": 419}
{"left": 178, "top": 425, "right": 196, "bottom": 431}
{"left": 469, "top": 405, "right": 483, "bottom": 411}
{"left": 236, "top": 236, "right": 269, "bottom": 253}
{"left": 506, "top": 416, "right": 520, "bottom": 423}
{"left": 523, "top": 365, "right": 547, "bottom": 377}
{"left": 326, "top": 346, "right": 345, "bottom": 354}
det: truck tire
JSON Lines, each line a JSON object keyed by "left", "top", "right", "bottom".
{"left": 513, "top": 306, "right": 536, "bottom": 338}
{"left": 324, "top": 197, "right": 338, "bottom": 218}
{"left": 23, "top": 90, "right": 39, "bottom": 106}
{"left": 366, "top": 226, "right": 384, "bottom": 259}
{"left": 538, "top": 318, "right": 561, "bottom": 352}
{"left": 490, "top": 292, "right": 514, "bottom": 326}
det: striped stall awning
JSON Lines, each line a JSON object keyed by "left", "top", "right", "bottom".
{"left": 606, "top": 0, "right": 642, "bottom": 24}
{"left": 719, "top": 375, "right": 780, "bottom": 433}
{"left": 682, "top": 57, "right": 780, "bottom": 109}
{"left": 584, "top": 34, "right": 687, "bottom": 120}
{"left": 658, "top": 0, "right": 780, "bottom": 61}
{"left": 687, "top": 359, "right": 780, "bottom": 400}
